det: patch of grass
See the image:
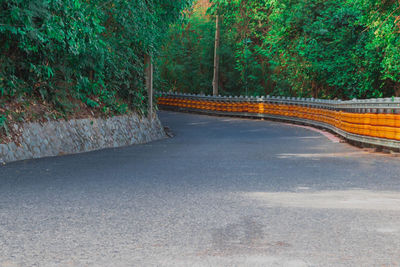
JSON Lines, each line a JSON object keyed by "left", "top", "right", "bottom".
{"left": 0, "top": 114, "right": 9, "bottom": 137}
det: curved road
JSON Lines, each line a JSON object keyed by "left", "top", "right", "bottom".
{"left": 1, "top": 111, "right": 400, "bottom": 266}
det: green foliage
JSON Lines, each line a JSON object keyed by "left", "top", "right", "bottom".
{"left": 0, "top": 0, "right": 192, "bottom": 114}
{"left": 158, "top": 13, "right": 216, "bottom": 94}
{"left": 160, "top": 0, "right": 400, "bottom": 99}
{"left": 0, "top": 115, "right": 6, "bottom": 129}
{"left": 0, "top": 114, "right": 8, "bottom": 139}
{"left": 159, "top": 1, "right": 271, "bottom": 96}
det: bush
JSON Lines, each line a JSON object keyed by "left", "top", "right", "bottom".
{"left": 0, "top": 0, "right": 192, "bottom": 115}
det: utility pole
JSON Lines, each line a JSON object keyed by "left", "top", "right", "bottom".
{"left": 145, "top": 54, "right": 153, "bottom": 120}
{"left": 212, "top": 14, "right": 220, "bottom": 96}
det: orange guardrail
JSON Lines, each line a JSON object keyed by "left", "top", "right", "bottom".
{"left": 157, "top": 93, "right": 400, "bottom": 149}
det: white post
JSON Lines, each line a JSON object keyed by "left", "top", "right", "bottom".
{"left": 212, "top": 14, "right": 220, "bottom": 96}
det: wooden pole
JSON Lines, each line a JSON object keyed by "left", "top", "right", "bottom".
{"left": 212, "top": 14, "right": 220, "bottom": 96}
{"left": 145, "top": 54, "right": 153, "bottom": 120}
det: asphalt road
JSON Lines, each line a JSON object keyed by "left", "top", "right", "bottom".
{"left": 1, "top": 111, "right": 400, "bottom": 266}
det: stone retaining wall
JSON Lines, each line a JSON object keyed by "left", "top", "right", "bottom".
{"left": 0, "top": 113, "right": 166, "bottom": 163}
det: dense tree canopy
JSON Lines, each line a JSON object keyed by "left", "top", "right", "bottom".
{"left": 159, "top": 0, "right": 400, "bottom": 99}
{"left": 0, "top": 0, "right": 191, "bottom": 118}
{"left": 2, "top": 0, "right": 400, "bottom": 135}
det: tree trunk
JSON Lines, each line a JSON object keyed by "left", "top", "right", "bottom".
{"left": 395, "top": 82, "right": 400, "bottom": 97}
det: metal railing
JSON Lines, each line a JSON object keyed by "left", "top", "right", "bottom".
{"left": 157, "top": 92, "right": 400, "bottom": 150}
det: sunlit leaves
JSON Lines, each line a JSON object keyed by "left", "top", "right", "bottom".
{"left": 0, "top": 0, "right": 191, "bottom": 114}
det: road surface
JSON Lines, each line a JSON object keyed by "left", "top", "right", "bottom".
{"left": 1, "top": 111, "right": 400, "bottom": 266}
